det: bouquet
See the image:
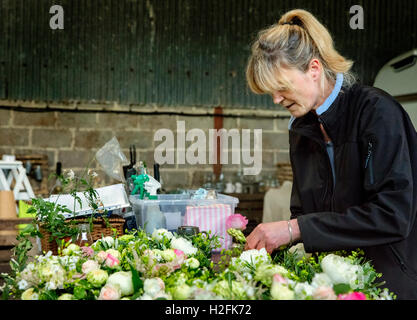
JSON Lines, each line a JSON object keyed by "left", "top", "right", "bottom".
{"left": 0, "top": 226, "right": 396, "bottom": 300}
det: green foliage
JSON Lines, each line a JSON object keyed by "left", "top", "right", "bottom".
{"left": 28, "top": 198, "right": 79, "bottom": 244}
{"left": 216, "top": 245, "right": 245, "bottom": 274}
{"left": 333, "top": 283, "right": 351, "bottom": 295}
{"left": 272, "top": 249, "right": 321, "bottom": 283}
{"left": 39, "top": 290, "right": 58, "bottom": 300}
{"left": 130, "top": 264, "right": 143, "bottom": 294}
{"left": 187, "top": 231, "right": 221, "bottom": 269}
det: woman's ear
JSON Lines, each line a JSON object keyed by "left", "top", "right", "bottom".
{"left": 308, "top": 58, "right": 322, "bottom": 81}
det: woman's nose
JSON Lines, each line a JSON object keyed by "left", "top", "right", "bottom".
{"left": 272, "top": 93, "right": 284, "bottom": 104}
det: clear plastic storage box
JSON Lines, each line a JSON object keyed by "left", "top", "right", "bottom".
{"left": 129, "top": 191, "right": 239, "bottom": 234}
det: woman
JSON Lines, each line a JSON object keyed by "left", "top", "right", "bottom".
{"left": 245, "top": 9, "right": 417, "bottom": 299}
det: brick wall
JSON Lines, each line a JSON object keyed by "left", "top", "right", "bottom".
{"left": 0, "top": 105, "right": 290, "bottom": 195}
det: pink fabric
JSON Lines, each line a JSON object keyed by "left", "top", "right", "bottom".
{"left": 184, "top": 204, "right": 233, "bottom": 251}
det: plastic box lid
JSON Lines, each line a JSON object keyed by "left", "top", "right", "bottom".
{"left": 129, "top": 191, "right": 239, "bottom": 207}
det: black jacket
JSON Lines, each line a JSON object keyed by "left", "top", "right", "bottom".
{"left": 289, "top": 83, "right": 417, "bottom": 299}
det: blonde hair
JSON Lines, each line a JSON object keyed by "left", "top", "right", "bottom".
{"left": 246, "top": 9, "right": 355, "bottom": 95}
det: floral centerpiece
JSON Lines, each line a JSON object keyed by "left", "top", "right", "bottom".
{"left": 0, "top": 225, "right": 396, "bottom": 300}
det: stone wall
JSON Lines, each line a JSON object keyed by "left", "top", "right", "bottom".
{"left": 0, "top": 104, "right": 290, "bottom": 195}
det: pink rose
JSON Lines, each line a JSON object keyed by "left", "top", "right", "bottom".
{"left": 105, "top": 254, "right": 120, "bottom": 268}
{"left": 337, "top": 292, "right": 367, "bottom": 300}
{"left": 98, "top": 284, "right": 121, "bottom": 300}
{"left": 273, "top": 273, "right": 288, "bottom": 284}
{"left": 226, "top": 214, "right": 248, "bottom": 230}
{"left": 313, "top": 286, "right": 337, "bottom": 300}
{"left": 173, "top": 249, "right": 185, "bottom": 258}
{"left": 81, "top": 246, "right": 94, "bottom": 258}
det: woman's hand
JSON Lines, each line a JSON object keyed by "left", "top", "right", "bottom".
{"left": 244, "top": 219, "right": 301, "bottom": 253}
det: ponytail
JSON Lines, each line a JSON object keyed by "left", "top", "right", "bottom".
{"left": 247, "top": 9, "right": 355, "bottom": 95}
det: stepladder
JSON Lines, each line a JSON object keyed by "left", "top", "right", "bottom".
{"left": 0, "top": 160, "right": 35, "bottom": 205}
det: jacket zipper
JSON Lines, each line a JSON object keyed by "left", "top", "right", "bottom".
{"left": 390, "top": 245, "right": 408, "bottom": 273}
{"left": 318, "top": 118, "right": 335, "bottom": 210}
{"left": 364, "top": 141, "right": 374, "bottom": 184}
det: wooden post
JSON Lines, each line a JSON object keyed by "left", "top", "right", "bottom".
{"left": 213, "top": 106, "right": 223, "bottom": 180}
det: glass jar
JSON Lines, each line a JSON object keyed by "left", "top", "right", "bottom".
{"left": 75, "top": 223, "right": 93, "bottom": 247}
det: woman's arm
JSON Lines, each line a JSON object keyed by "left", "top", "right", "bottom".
{"left": 245, "top": 218, "right": 301, "bottom": 253}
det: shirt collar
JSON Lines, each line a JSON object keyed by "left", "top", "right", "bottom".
{"left": 315, "top": 73, "right": 344, "bottom": 116}
{"left": 288, "top": 73, "right": 344, "bottom": 130}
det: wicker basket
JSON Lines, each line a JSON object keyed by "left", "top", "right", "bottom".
{"left": 39, "top": 216, "right": 126, "bottom": 255}
{"left": 276, "top": 162, "right": 293, "bottom": 184}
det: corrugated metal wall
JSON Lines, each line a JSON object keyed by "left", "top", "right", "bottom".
{"left": 0, "top": 0, "right": 416, "bottom": 110}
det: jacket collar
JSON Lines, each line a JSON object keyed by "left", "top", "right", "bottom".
{"left": 289, "top": 73, "right": 346, "bottom": 144}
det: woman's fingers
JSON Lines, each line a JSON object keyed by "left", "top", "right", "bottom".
{"left": 256, "top": 239, "right": 266, "bottom": 251}
{"left": 245, "top": 226, "right": 262, "bottom": 250}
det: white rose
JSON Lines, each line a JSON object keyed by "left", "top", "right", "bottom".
{"left": 58, "top": 293, "right": 74, "bottom": 300}
{"left": 62, "top": 244, "right": 81, "bottom": 256}
{"left": 160, "top": 249, "right": 176, "bottom": 262}
{"left": 172, "top": 284, "right": 192, "bottom": 300}
{"left": 321, "top": 254, "right": 363, "bottom": 289}
{"left": 152, "top": 229, "right": 173, "bottom": 242}
{"left": 82, "top": 260, "right": 100, "bottom": 274}
{"left": 232, "top": 248, "right": 271, "bottom": 273}
{"left": 106, "top": 271, "right": 134, "bottom": 297}
{"left": 139, "top": 293, "right": 154, "bottom": 300}
{"left": 254, "top": 264, "right": 289, "bottom": 286}
{"left": 270, "top": 282, "right": 294, "bottom": 300}
{"left": 144, "top": 278, "right": 165, "bottom": 297}
{"left": 185, "top": 257, "right": 200, "bottom": 269}
{"left": 311, "top": 273, "right": 333, "bottom": 289}
{"left": 170, "top": 237, "right": 197, "bottom": 256}
{"left": 87, "top": 269, "right": 108, "bottom": 287}
{"left": 239, "top": 248, "right": 270, "bottom": 265}
{"left": 21, "top": 288, "right": 39, "bottom": 300}
{"left": 293, "top": 282, "right": 315, "bottom": 299}
{"left": 153, "top": 292, "right": 171, "bottom": 300}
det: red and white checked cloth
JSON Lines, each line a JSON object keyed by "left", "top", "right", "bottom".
{"left": 184, "top": 203, "right": 233, "bottom": 252}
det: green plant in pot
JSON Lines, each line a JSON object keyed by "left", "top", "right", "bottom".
{"left": 20, "top": 165, "right": 107, "bottom": 256}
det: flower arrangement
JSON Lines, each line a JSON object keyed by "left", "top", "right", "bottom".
{"left": 0, "top": 227, "right": 396, "bottom": 300}
{"left": 2, "top": 166, "right": 124, "bottom": 300}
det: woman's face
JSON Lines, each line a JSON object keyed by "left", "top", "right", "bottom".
{"left": 271, "top": 59, "right": 326, "bottom": 118}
